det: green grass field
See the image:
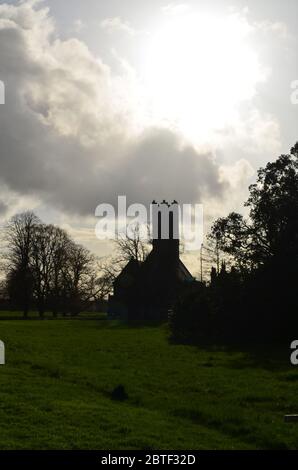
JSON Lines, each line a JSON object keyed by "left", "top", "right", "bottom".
{"left": 0, "top": 316, "right": 298, "bottom": 450}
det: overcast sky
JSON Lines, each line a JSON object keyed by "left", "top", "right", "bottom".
{"left": 0, "top": 0, "right": 297, "bottom": 269}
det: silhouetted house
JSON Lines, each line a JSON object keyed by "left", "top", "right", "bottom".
{"left": 108, "top": 200, "right": 194, "bottom": 322}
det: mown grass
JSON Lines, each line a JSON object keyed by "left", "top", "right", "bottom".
{"left": 0, "top": 316, "right": 298, "bottom": 449}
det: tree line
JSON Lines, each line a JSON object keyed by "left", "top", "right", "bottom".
{"left": 1, "top": 212, "right": 113, "bottom": 317}
{"left": 171, "top": 142, "right": 298, "bottom": 345}
{"left": 0, "top": 213, "right": 148, "bottom": 318}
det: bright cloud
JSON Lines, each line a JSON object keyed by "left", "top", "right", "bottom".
{"left": 0, "top": 1, "right": 229, "bottom": 221}
{"left": 100, "top": 17, "right": 136, "bottom": 36}
{"left": 0, "top": 0, "right": 291, "bottom": 258}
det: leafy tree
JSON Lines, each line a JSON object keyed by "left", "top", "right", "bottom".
{"left": 172, "top": 143, "right": 298, "bottom": 345}
{"left": 210, "top": 143, "right": 298, "bottom": 270}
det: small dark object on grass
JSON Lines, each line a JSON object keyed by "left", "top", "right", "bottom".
{"left": 111, "top": 385, "right": 128, "bottom": 401}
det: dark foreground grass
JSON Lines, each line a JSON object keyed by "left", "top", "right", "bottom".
{"left": 0, "top": 317, "right": 298, "bottom": 450}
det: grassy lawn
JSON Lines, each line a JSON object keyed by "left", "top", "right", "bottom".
{"left": 0, "top": 317, "right": 298, "bottom": 450}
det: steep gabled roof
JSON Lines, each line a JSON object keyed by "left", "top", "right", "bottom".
{"left": 178, "top": 259, "right": 194, "bottom": 281}
{"left": 114, "top": 258, "right": 141, "bottom": 286}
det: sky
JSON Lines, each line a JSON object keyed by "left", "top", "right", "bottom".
{"left": 0, "top": 0, "right": 297, "bottom": 273}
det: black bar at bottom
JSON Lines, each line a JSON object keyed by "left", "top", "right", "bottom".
{"left": 0, "top": 450, "right": 296, "bottom": 466}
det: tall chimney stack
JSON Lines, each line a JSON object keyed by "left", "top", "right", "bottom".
{"left": 151, "top": 200, "right": 179, "bottom": 259}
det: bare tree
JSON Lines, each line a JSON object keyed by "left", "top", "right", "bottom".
{"left": 3, "top": 211, "right": 132, "bottom": 317}
{"left": 93, "top": 224, "right": 150, "bottom": 302}
{"left": 96, "top": 258, "right": 121, "bottom": 299}
{"left": 48, "top": 226, "right": 72, "bottom": 317}
{"left": 115, "top": 223, "right": 149, "bottom": 263}
{"left": 4, "top": 212, "right": 40, "bottom": 317}
{"left": 30, "top": 224, "right": 74, "bottom": 318}
{"left": 61, "top": 243, "right": 95, "bottom": 315}
{"left": 3, "top": 212, "right": 100, "bottom": 317}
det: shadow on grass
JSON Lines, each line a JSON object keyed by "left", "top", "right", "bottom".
{"left": 169, "top": 334, "right": 292, "bottom": 372}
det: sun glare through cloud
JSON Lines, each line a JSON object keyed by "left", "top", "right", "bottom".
{"left": 140, "top": 11, "right": 268, "bottom": 146}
